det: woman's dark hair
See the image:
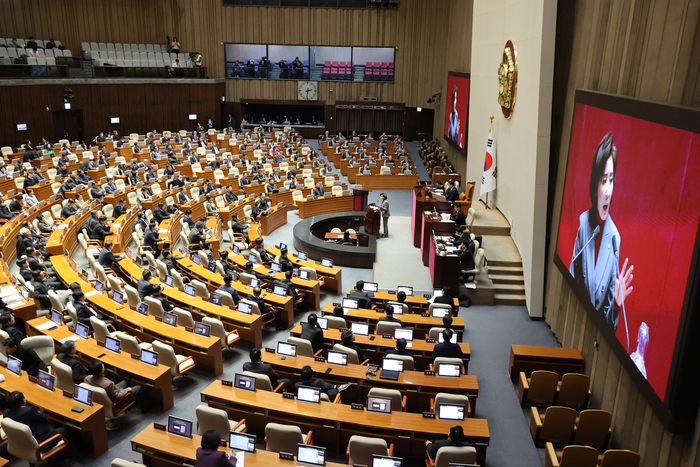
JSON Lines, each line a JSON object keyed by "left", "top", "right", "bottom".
{"left": 333, "top": 306, "right": 344, "bottom": 317}
{"left": 201, "top": 430, "right": 222, "bottom": 450}
{"left": 452, "top": 84, "right": 458, "bottom": 110}
{"left": 589, "top": 132, "right": 618, "bottom": 207}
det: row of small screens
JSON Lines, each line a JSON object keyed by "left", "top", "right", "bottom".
{"left": 339, "top": 297, "right": 450, "bottom": 318}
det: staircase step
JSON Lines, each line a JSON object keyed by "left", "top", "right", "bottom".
{"left": 494, "top": 293, "right": 527, "bottom": 306}
{"left": 494, "top": 283, "right": 525, "bottom": 294}
{"left": 491, "top": 274, "right": 524, "bottom": 285}
{"left": 489, "top": 265, "right": 523, "bottom": 274}
{"left": 488, "top": 260, "right": 522, "bottom": 268}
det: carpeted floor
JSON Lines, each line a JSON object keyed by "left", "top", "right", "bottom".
{"left": 0, "top": 140, "right": 558, "bottom": 467}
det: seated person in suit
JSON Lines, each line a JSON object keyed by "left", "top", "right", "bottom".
{"left": 252, "top": 237, "right": 272, "bottom": 262}
{"left": 247, "top": 286, "right": 284, "bottom": 330}
{"left": 295, "top": 365, "right": 340, "bottom": 402}
{"left": 150, "top": 284, "right": 173, "bottom": 312}
{"left": 425, "top": 425, "right": 470, "bottom": 459}
{"left": 341, "top": 330, "right": 367, "bottom": 364}
{"left": 311, "top": 182, "right": 325, "bottom": 197}
{"left": 138, "top": 270, "right": 154, "bottom": 301}
{"left": 60, "top": 198, "right": 77, "bottom": 218}
{"left": 218, "top": 274, "right": 241, "bottom": 305}
{"left": 73, "top": 291, "right": 113, "bottom": 330}
{"left": 385, "top": 337, "right": 412, "bottom": 357}
{"left": 113, "top": 198, "right": 129, "bottom": 218}
{"left": 4, "top": 390, "right": 72, "bottom": 448}
{"left": 98, "top": 240, "right": 123, "bottom": 270}
{"left": 177, "top": 187, "right": 192, "bottom": 204}
{"left": 197, "top": 430, "right": 237, "bottom": 467}
{"left": 433, "top": 286, "right": 458, "bottom": 316}
{"left": 378, "top": 304, "right": 401, "bottom": 324}
{"left": 0, "top": 311, "right": 25, "bottom": 343}
{"left": 299, "top": 313, "right": 323, "bottom": 352}
{"left": 85, "top": 359, "right": 145, "bottom": 409}
{"left": 450, "top": 202, "right": 466, "bottom": 226}
{"left": 348, "top": 280, "right": 373, "bottom": 309}
{"left": 58, "top": 340, "right": 90, "bottom": 383}
{"left": 182, "top": 209, "right": 196, "bottom": 230}
{"left": 90, "top": 216, "right": 112, "bottom": 244}
{"left": 188, "top": 223, "right": 207, "bottom": 248}
{"left": 431, "top": 329, "right": 464, "bottom": 360}
{"left": 2, "top": 337, "right": 48, "bottom": 377}
{"left": 8, "top": 194, "right": 24, "bottom": 213}
{"left": 154, "top": 202, "right": 171, "bottom": 223}
{"left": 224, "top": 185, "right": 237, "bottom": 204}
{"left": 143, "top": 223, "right": 161, "bottom": 258}
{"left": 242, "top": 347, "right": 291, "bottom": 390}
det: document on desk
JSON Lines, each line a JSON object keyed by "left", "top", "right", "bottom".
{"left": 85, "top": 290, "right": 101, "bottom": 297}
{"left": 59, "top": 334, "right": 78, "bottom": 343}
{"left": 6, "top": 301, "right": 24, "bottom": 309}
{"left": 2, "top": 293, "right": 22, "bottom": 303}
{"left": 35, "top": 321, "right": 59, "bottom": 331}
{"left": 440, "top": 213, "right": 451, "bottom": 222}
{"left": 235, "top": 451, "right": 245, "bottom": 467}
{"left": 56, "top": 224, "right": 68, "bottom": 230}
{"left": 0, "top": 286, "right": 17, "bottom": 296}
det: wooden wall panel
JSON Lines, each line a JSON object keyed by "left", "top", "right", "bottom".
{"left": 545, "top": 1, "right": 700, "bottom": 466}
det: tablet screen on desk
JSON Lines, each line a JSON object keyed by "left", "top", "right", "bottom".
{"left": 364, "top": 282, "right": 378, "bottom": 292}
{"left": 297, "top": 385, "right": 321, "bottom": 404}
{"left": 297, "top": 444, "right": 326, "bottom": 466}
{"left": 233, "top": 245, "right": 240, "bottom": 254}
{"left": 184, "top": 284, "right": 196, "bottom": 297}
{"left": 238, "top": 302, "right": 252, "bottom": 314}
{"left": 192, "top": 254, "right": 201, "bottom": 265}
{"left": 136, "top": 302, "right": 149, "bottom": 316}
{"left": 163, "top": 312, "right": 177, "bottom": 326}
{"left": 438, "top": 403, "right": 465, "bottom": 420}
{"left": 433, "top": 289, "right": 444, "bottom": 298}
{"left": 317, "top": 317, "right": 328, "bottom": 330}
{"left": 342, "top": 298, "right": 358, "bottom": 314}
{"left": 270, "top": 262, "right": 281, "bottom": 273}
{"left": 229, "top": 432, "right": 256, "bottom": 453}
{"left": 394, "top": 328, "right": 413, "bottom": 341}
{"left": 277, "top": 341, "right": 297, "bottom": 357}
{"left": 234, "top": 373, "right": 256, "bottom": 391}
{"left": 167, "top": 416, "right": 193, "bottom": 438}
{"left": 367, "top": 395, "right": 392, "bottom": 414}
{"left": 135, "top": 256, "right": 143, "bottom": 266}
{"left": 75, "top": 322, "right": 89, "bottom": 339}
{"left": 373, "top": 455, "right": 403, "bottom": 467}
{"left": 207, "top": 262, "right": 216, "bottom": 272}
{"left": 73, "top": 384, "right": 93, "bottom": 406}
{"left": 37, "top": 370, "right": 54, "bottom": 391}
{"left": 140, "top": 348, "right": 158, "bottom": 366}
{"left": 165, "top": 275, "right": 174, "bottom": 287}
{"left": 297, "top": 251, "right": 308, "bottom": 260}
{"left": 321, "top": 258, "right": 333, "bottom": 268}
{"left": 279, "top": 242, "right": 287, "bottom": 251}
{"left": 112, "top": 291, "right": 123, "bottom": 304}
{"left": 249, "top": 278, "right": 260, "bottom": 288}
{"left": 105, "top": 336, "right": 120, "bottom": 353}
{"left": 273, "top": 285, "right": 286, "bottom": 296}
{"left": 438, "top": 333, "right": 458, "bottom": 344}
{"left": 397, "top": 286, "right": 413, "bottom": 296}
{"left": 6, "top": 355, "right": 21, "bottom": 375}
{"left": 351, "top": 322, "right": 368, "bottom": 336}
{"left": 50, "top": 309, "right": 62, "bottom": 326}
{"left": 437, "top": 363, "right": 461, "bottom": 377}
{"left": 248, "top": 254, "right": 257, "bottom": 264}
{"left": 382, "top": 358, "right": 404, "bottom": 372}
{"left": 387, "top": 304, "right": 403, "bottom": 315}
{"left": 149, "top": 266, "right": 157, "bottom": 277}
{"left": 327, "top": 351, "right": 348, "bottom": 366}
{"left": 194, "top": 322, "right": 210, "bottom": 337}
{"left": 93, "top": 280, "right": 104, "bottom": 292}
{"left": 209, "top": 293, "right": 223, "bottom": 306}
{"left": 299, "top": 270, "right": 310, "bottom": 281}
{"left": 432, "top": 307, "right": 451, "bottom": 318}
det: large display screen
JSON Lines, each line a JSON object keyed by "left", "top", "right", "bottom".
{"left": 443, "top": 72, "right": 470, "bottom": 150}
{"left": 555, "top": 91, "right": 700, "bottom": 420}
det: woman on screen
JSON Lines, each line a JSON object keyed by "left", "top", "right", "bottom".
{"left": 448, "top": 85, "right": 459, "bottom": 141}
{"left": 569, "top": 132, "right": 634, "bottom": 331}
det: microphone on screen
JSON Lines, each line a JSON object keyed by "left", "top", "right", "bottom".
{"left": 570, "top": 225, "right": 600, "bottom": 265}
{"left": 612, "top": 236, "right": 630, "bottom": 353}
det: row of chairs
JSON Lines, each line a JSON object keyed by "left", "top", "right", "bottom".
{"left": 519, "top": 370, "right": 591, "bottom": 408}
{"left": 363, "top": 65, "right": 394, "bottom": 81}
{"left": 91, "top": 50, "right": 194, "bottom": 68}
{"left": 81, "top": 42, "right": 167, "bottom": 54}
{"left": 0, "top": 38, "right": 62, "bottom": 48}
{"left": 0, "top": 46, "right": 70, "bottom": 58}
{"left": 545, "top": 443, "right": 640, "bottom": 467}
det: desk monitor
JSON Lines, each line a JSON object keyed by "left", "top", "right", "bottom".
{"left": 364, "top": 281, "right": 378, "bottom": 292}
{"left": 373, "top": 455, "right": 403, "bottom": 467}
{"left": 249, "top": 278, "right": 261, "bottom": 288}
{"left": 136, "top": 302, "right": 149, "bottom": 316}
{"left": 207, "top": 262, "right": 217, "bottom": 273}
{"left": 438, "top": 403, "right": 465, "bottom": 421}
{"left": 180, "top": 247, "right": 188, "bottom": 256}
{"left": 270, "top": 262, "right": 281, "bottom": 273}
{"left": 73, "top": 384, "right": 93, "bottom": 406}
{"left": 382, "top": 358, "right": 404, "bottom": 372}
{"left": 397, "top": 286, "right": 413, "bottom": 296}
{"left": 327, "top": 351, "right": 348, "bottom": 366}
{"left": 437, "top": 363, "right": 461, "bottom": 377}
{"left": 37, "top": 370, "right": 55, "bottom": 391}
{"left": 238, "top": 302, "right": 252, "bottom": 314}
{"left": 184, "top": 284, "right": 196, "bottom": 297}
{"left": 135, "top": 256, "right": 143, "bottom": 266}
{"left": 279, "top": 242, "right": 287, "bottom": 251}
{"left": 388, "top": 303, "right": 403, "bottom": 315}
{"left": 438, "top": 332, "right": 458, "bottom": 344}
{"left": 192, "top": 254, "right": 201, "bottom": 265}
{"left": 163, "top": 312, "right": 178, "bottom": 327}
{"left": 432, "top": 306, "right": 451, "bottom": 318}
{"left": 164, "top": 275, "right": 174, "bottom": 287}
{"left": 125, "top": 247, "right": 133, "bottom": 259}
{"left": 75, "top": 322, "right": 89, "bottom": 339}
{"left": 209, "top": 293, "right": 223, "bottom": 306}
{"left": 367, "top": 395, "right": 392, "bottom": 414}
{"left": 248, "top": 254, "right": 257, "bottom": 264}
{"left": 273, "top": 285, "right": 287, "bottom": 297}
{"left": 298, "top": 269, "right": 310, "bottom": 281}
{"left": 394, "top": 328, "right": 413, "bottom": 341}
{"left": 112, "top": 291, "right": 124, "bottom": 304}
{"left": 317, "top": 317, "right": 328, "bottom": 330}
{"left": 351, "top": 322, "right": 369, "bottom": 336}
{"left": 105, "top": 336, "right": 121, "bottom": 353}
{"left": 194, "top": 322, "right": 211, "bottom": 337}
{"left": 342, "top": 297, "right": 358, "bottom": 314}
{"left": 149, "top": 265, "right": 157, "bottom": 276}
{"left": 321, "top": 258, "right": 333, "bottom": 268}
{"left": 234, "top": 373, "right": 256, "bottom": 391}
{"left": 277, "top": 341, "right": 297, "bottom": 357}
{"left": 297, "top": 251, "right": 308, "bottom": 260}
{"left": 93, "top": 280, "right": 104, "bottom": 292}
{"left": 232, "top": 245, "right": 240, "bottom": 254}
{"left": 297, "top": 444, "right": 326, "bottom": 466}
{"left": 297, "top": 385, "right": 321, "bottom": 404}
{"left": 140, "top": 348, "right": 158, "bottom": 366}
{"left": 229, "top": 432, "right": 256, "bottom": 453}
{"left": 167, "top": 416, "right": 193, "bottom": 439}
{"left": 7, "top": 355, "right": 21, "bottom": 375}
{"left": 50, "top": 309, "right": 62, "bottom": 326}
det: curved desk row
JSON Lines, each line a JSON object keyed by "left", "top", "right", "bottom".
{"left": 266, "top": 246, "right": 343, "bottom": 295}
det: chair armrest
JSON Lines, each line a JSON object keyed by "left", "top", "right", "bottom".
{"left": 304, "top": 430, "right": 313, "bottom": 445}
{"left": 176, "top": 356, "right": 196, "bottom": 375}
{"left": 425, "top": 448, "right": 436, "bottom": 467}
{"left": 225, "top": 330, "right": 239, "bottom": 345}
{"left": 545, "top": 442, "right": 559, "bottom": 467}
{"left": 53, "top": 217, "right": 65, "bottom": 224}
{"left": 360, "top": 359, "right": 370, "bottom": 365}
{"left": 313, "top": 349, "right": 323, "bottom": 357}
{"left": 429, "top": 363, "right": 433, "bottom": 371}
{"left": 429, "top": 397, "right": 435, "bottom": 413}
{"left": 232, "top": 419, "right": 247, "bottom": 433}
{"left": 273, "top": 382, "right": 284, "bottom": 393}
{"left": 401, "top": 395, "right": 407, "bottom": 412}
{"left": 106, "top": 323, "right": 117, "bottom": 333}
{"left": 529, "top": 406, "right": 542, "bottom": 441}
{"left": 333, "top": 393, "right": 342, "bottom": 404}
{"left": 139, "top": 245, "right": 153, "bottom": 252}
{"left": 112, "top": 391, "right": 136, "bottom": 416}
{"left": 518, "top": 371, "right": 529, "bottom": 404}
{"left": 346, "top": 444, "right": 350, "bottom": 464}
{"left": 36, "top": 433, "right": 68, "bottom": 461}
{"left": 388, "top": 443, "right": 394, "bottom": 457}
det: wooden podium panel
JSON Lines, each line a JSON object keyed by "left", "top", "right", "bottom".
{"left": 365, "top": 203, "right": 381, "bottom": 236}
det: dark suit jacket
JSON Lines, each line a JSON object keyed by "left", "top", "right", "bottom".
{"left": 138, "top": 278, "right": 153, "bottom": 300}
{"left": 246, "top": 295, "right": 270, "bottom": 315}
{"left": 242, "top": 361, "right": 281, "bottom": 387}
{"left": 348, "top": 289, "right": 373, "bottom": 310}
{"left": 4, "top": 406, "right": 60, "bottom": 443}
{"left": 154, "top": 208, "right": 170, "bottom": 223}
{"left": 433, "top": 295, "right": 457, "bottom": 314}
{"left": 299, "top": 323, "right": 323, "bottom": 352}
{"left": 431, "top": 342, "right": 465, "bottom": 360}
{"left": 143, "top": 230, "right": 159, "bottom": 251}
{"left": 12, "top": 344, "right": 48, "bottom": 377}
{"left": 31, "top": 280, "right": 51, "bottom": 310}
{"left": 2, "top": 324, "right": 25, "bottom": 343}
{"left": 188, "top": 229, "right": 206, "bottom": 246}
{"left": 98, "top": 248, "right": 120, "bottom": 269}
{"left": 343, "top": 342, "right": 367, "bottom": 364}
{"left": 450, "top": 209, "right": 466, "bottom": 226}
{"left": 428, "top": 438, "right": 470, "bottom": 460}
{"left": 196, "top": 448, "right": 236, "bottom": 467}
{"left": 384, "top": 348, "right": 412, "bottom": 357}
{"left": 378, "top": 316, "right": 402, "bottom": 324}
{"left": 294, "top": 378, "right": 337, "bottom": 397}
{"left": 75, "top": 301, "right": 100, "bottom": 328}
{"left": 57, "top": 353, "right": 89, "bottom": 383}
{"left": 91, "top": 223, "right": 110, "bottom": 243}
{"left": 113, "top": 204, "right": 128, "bottom": 218}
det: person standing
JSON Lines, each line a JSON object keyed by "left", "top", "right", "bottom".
{"left": 379, "top": 193, "right": 390, "bottom": 238}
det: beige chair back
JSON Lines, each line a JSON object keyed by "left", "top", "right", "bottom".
{"left": 124, "top": 285, "right": 141, "bottom": 308}
{"left": 3, "top": 417, "right": 48, "bottom": 463}
{"left": 428, "top": 327, "right": 446, "bottom": 339}
{"left": 433, "top": 357, "right": 464, "bottom": 374}
{"left": 325, "top": 316, "right": 347, "bottom": 329}
{"left": 384, "top": 353, "right": 415, "bottom": 371}
{"left": 434, "top": 393, "right": 470, "bottom": 416}
{"left": 196, "top": 404, "right": 235, "bottom": 436}
{"left": 112, "top": 459, "right": 147, "bottom": 467}
{"left": 265, "top": 422, "right": 303, "bottom": 453}
{"left": 434, "top": 446, "right": 477, "bottom": 467}
{"left": 203, "top": 316, "right": 237, "bottom": 347}
{"left": 80, "top": 382, "right": 119, "bottom": 418}
{"left": 368, "top": 388, "right": 402, "bottom": 412}
{"left": 21, "top": 335, "right": 54, "bottom": 367}
{"left": 299, "top": 266, "right": 318, "bottom": 280}
{"left": 242, "top": 370, "right": 274, "bottom": 391}
{"left": 51, "top": 357, "right": 76, "bottom": 392}
{"left": 90, "top": 316, "right": 113, "bottom": 342}
{"left": 173, "top": 309, "right": 195, "bottom": 328}
{"left": 240, "top": 298, "right": 261, "bottom": 315}
{"left": 287, "top": 337, "right": 314, "bottom": 357}
{"left": 347, "top": 435, "right": 389, "bottom": 466}
{"left": 151, "top": 340, "right": 179, "bottom": 376}
{"left": 376, "top": 321, "right": 401, "bottom": 335}
{"left": 144, "top": 296, "right": 165, "bottom": 318}
{"left": 113, "top": 331, "right": 144, "bottom": 355}
{"left": 213, "top": 290, "right": 236, "bottom": 307}
{"left": 333, "top": 343, "right": 361, "bottom": 364}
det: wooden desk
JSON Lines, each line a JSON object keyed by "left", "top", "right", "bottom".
{"left": 509, "top": 345, "right": 585, "bottom": 380}
{"left": 266, "top": 246, "right": 343, "bottom": 295}
{"left": 261, "top": 352, "right": 479, "bottom": 414}
{"left": 325, "top": 232, "right": 358, "bottom": 240}
{"left": 319, "top": 303, "right": 464, "bottom": 339}
{"left": 421, "top": 212, "right": 455, "bottom": 266}
{"left": 260, "top": 205, "right": 287, "bottom": 236}
{"left": 296, "top": 194, "right": 355, "bottom": 219}
{"left": 364, "top": 291, "right": 459, "bottom": 312}
{"left": 429, "top": 235, "right": 461, "bottom": 292}
{"left": 202, "top": 384, "right": 489, "bottom": 464}
{"left": 131, "top": 425, "right": 349, "bottom": 467}
{"left": 27, "top": 316, "right": 175, "bottom": 411}
{"left": 432, "top": 172, "right": 461, "bottom": 187}
{"left": 52, "top": 257, "right": 224, "bottom": 376}
{"left": 354, "top": 174, "right": 420, "bottom": 191}
{"left": 412, "top": 187, "right": 452, "bottom": 248}
{"left": 289, "top": 325, "right": 470, "bottom": 372}
{"left": 0, "top": 366, "right": 109, "bottom": 458}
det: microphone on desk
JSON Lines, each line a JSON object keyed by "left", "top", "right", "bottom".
{"left": 433, "top": 206, "right": 438, "bottom": 216}
{"left": 612, "top": 236, "right": 630, "bottom": 353}
{"left": 569, "top": 226, "right": 600, "bottom": 266}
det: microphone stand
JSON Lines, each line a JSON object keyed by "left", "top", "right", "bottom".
{"left": 612, "top": 238, "right": 630, "bottom": 353}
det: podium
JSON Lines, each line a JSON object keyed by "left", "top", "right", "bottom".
{"left": 365, "top": 203, "right": 381, "bottom": 236}
{"left": 353, "top": 189, "right": 369, "bottom": 211}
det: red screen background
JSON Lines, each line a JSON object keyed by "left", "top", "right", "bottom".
{"left": 444, "top": 74, "right": 470, "bottom": 149}
{"left": 556, "top": 103, "right": 700, "bottom": 399}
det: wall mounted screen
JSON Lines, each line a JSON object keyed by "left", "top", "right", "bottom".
{"left": 554, "top": 90, "right": 700, "bottom": 431}
{"left": 443, "top": 72, "right": 470, "bottom": 150}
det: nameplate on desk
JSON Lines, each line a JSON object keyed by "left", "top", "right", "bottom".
{"left": 422, "top": 412, "right": 436, "bottom": 419}
{"left": 282, "top": 392, "right": 295, "bottom": 400}
{"left": 62, "top": 390, "right": 73, "bottom": 398}
{"left": 426, "top": 338, "right": 436, "bottom": 343}
{"left": 424, "top": 370, "right": 436, "bottom": 376}
{"left": 382, "top": 334, "right": 392, "bottom": 339}
{"left": 155, "top": 316, "right": 162, "bottom": 322}
{"left": 351, "top": 403, "right": 364, "bottom": 410}
{"left": 28, "top": 375, "right": 38, "bottom": 383}
{"left": 339, "top": 328, "right": 348, "bottom": 333}
{"left": 265, "top": 347, "right": 276, "bottom": 353}
{"left": 314, "top": 356, "right": 325, "bottom": 362}
{"left": 185, "top": 326, "right": 193, "bottom": 333}
{"left": 130, "top": 353, "right": 140, "bottom": 360}
{"left": 332, "top": 302, "right": 341, "bottom": 307}
{"left": 388, "top": 290, "right": 396, "bottom": 294}
{"left": 279, "top": 452, "right": 294, "bottom": 461}
{"left": 422, "top": 313, "right": 430, "bottom": 317}
{"left": 96, "top": 340, "right": 106, "bottom": 347}
{"left": 221, "top": 380, "right": 233, "bottom": 387}
{"left": 153, "top": 422, "right": 166, "bottom": 431}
